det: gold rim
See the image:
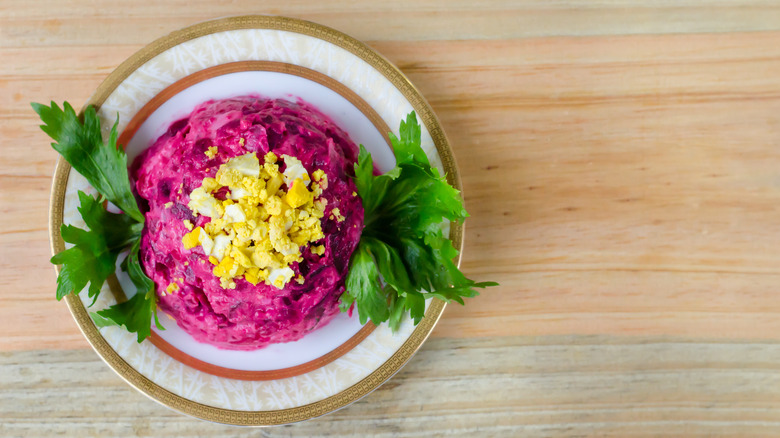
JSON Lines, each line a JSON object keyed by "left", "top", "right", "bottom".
{"left": 49, "top": 15, "right": 463, "bottom": 426}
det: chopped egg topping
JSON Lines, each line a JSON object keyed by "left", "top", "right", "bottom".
{"left": 182, "top": 152, "right": 328, "bottom": 289}
{"left": 204, "top": 146, "right": 218, "bottom": 159}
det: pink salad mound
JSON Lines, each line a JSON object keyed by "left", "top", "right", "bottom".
{"left": 131, "top": 96, "right": 363, "bottom": 350}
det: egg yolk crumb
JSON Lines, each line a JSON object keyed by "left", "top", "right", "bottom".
{"left": 182, "top": 152, "right": 329, "bottom": 289}
{"left": 205, "top": 146, "right": 219, "bottom": 159}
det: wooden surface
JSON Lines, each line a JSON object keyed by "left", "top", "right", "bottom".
{"left": 4, "top": 1, "right": 780, "bottom": 436}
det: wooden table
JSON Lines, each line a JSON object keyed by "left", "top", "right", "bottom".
{"left": 5, "top": 1, "right": 780, "bottom": 436}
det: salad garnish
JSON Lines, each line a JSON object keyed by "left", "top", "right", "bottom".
{"left": 343, "top": 112, "right": 497, "bottom": 329}
{"left": 34, "top": 101, "right": 162, "bottom": 342}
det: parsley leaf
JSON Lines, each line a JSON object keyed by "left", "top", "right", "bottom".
{"left": 344, "top": 111, "right": 498, "bottom": 329}
{"left": 388, "top": 112, "right": 428, "bottom": 166}
{"left": 51, "top": 191, "right": 142, "bottom": 303}
{"left": 38, "top": 101, "right": 159, "bottom": 343}
{"left": 354, "top": 145, "right": 401, "bottom": 217}
{"left": 91, "top": 238, "right": 164, "bottom": 343}
{"left": 345, "top": 241, "right": 390, "bottom": 325}
{"left": 32, "top": 101, "right": 144, "bottom": 222}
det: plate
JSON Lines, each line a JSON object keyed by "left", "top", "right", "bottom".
{"left": 48, "top": 15, "right": 462, "bottom": 425}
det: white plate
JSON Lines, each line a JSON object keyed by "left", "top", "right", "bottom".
{"left": 49, "top": 15, "right": 462, "bottom": 425}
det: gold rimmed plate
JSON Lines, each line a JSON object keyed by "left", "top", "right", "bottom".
{"left": 49, "top": 15, "right": 462, "bottom": 425}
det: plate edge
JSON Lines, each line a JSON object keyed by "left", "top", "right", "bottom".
{"left": 48, "top": 14, "right": 462, "bottom": 426}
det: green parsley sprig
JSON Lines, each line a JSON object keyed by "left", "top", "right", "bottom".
{"left": 35, "top": 101, "right": 162, "bottom": 342}
{"left": 341, "top": 112, "right": 497, "bottom": 330}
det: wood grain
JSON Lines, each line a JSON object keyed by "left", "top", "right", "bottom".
{"left": 6, "top": 337, "right": 780, "bottom": 437}
{"left": 4, "top": 0, "right": 780, "bottom": 435}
